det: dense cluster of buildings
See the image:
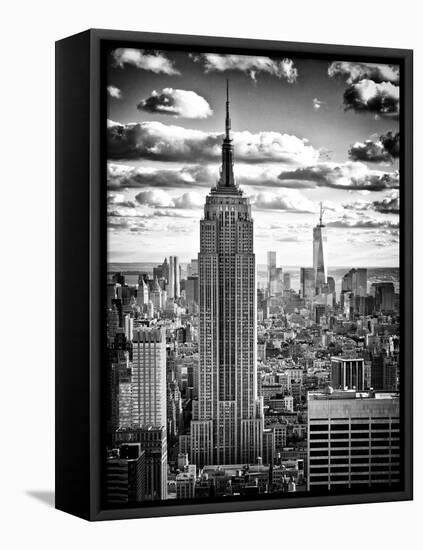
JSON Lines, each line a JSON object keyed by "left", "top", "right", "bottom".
{"left": 105, "top": 86, "right": 400, "bottom": 505}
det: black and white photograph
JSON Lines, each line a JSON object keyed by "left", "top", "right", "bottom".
{"left": 105, "top": 45, "right": 403, "bottom": 505}
{"left": 3, "top": 0, "right": 420, "bottom": 545}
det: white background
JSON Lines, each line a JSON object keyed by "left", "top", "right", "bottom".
{"left": 0, "top": 1, "right": 420, "bottom": 548}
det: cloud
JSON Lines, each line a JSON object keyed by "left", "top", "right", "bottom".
{"left": 349, "top": 132, "right": 400, "bottom": 162}
{"left": 107, "top": 192, "right": 136, "bottom": 208}
{"left": 111, "top": 48, "right": 180, "bottom": 74}
{"left": 135, "top": 189, "right": 204, "bottom": 210}
{"left": 108, "top": 162, "right": 315, "bottom": 192}
{"left": 108, "top": 163, "right": 214, "bottom": 189}
{"left": 278, "top": 161, "right": 399, "bottom": 191}
{"left": 137, "top": 88, "right": 213, "bottom": 119}
{"left": 251, "top": 190, "right": 316, "bottom": 213}
{"left": 191, "top": 53, "right": 298, "bottom": 82}
{"left": 134, "top": 189, "right": 174, "bottom": 208}
{"left": 343, "top": 191, "right": 399, "bottom": 215}
{"left": 372, "top": 190, "right": 400, "bottom": 214}
{"left": 108, "top": 217, "right": 150, "bottom": 233}
{"left": 343, "top": 79, "right": 399, "bottom": 118}
{"left": 328, "top": 61, "right": 399, "bottom": 84}
{"left": 312, "top": 98, "right": 325, "bottom": 110}
{"left": 107, "top": 120, "right": 319, "bottom": 164}
{"left": 107, "top": 85, "right": 122, "bottom": 99}
{"left": 172, "top": 191, "right": 204, "bottom": 209}
{"left": 326, "top": 213, "right": 399, "bottom": 229}
{"left": 380, "top": 131, "right": 400, "bottom": 158}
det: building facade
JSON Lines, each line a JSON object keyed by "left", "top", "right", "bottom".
{"left": 191, "top": 83, "right": 263, "bottom": 467}
{"left": 307, "top": 390, "right": 400, "bottom": 492}
{"left": 131, "top": 327, "right": 166, "bottom": 428}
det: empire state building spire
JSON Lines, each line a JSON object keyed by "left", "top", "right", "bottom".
{"left": 217, "top": 80, "right": 237, "bottom": 190}
{"left": 225, "top": 79, "right": 231, "bottom": 140}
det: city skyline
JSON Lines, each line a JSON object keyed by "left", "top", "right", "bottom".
{"left": 105, "top": 48, "right": 401, "bottom": 505}
{"left": 107, "top": 49, "right": 399, "bottom": 267}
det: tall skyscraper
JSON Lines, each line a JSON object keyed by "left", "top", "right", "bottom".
{"left": 191, "top": 82, "right": 263, "bottom": 467}
{"left": 313, "top": 203, "right": 328, "bottom": 293}
{"left": 167, "top": 256, "right": 180, "bottom": 300}
{"left": 283, "top": 272, "right": 291, "bottom": 291}
{"left": 168, "top": 257, "right": 175, "bottom": 300}
{"left": 372, "top": 282, "right": 395, "bottom": 312}
{"left": 343, "top": 268, "right": 367, "bottom": 297}
{"left": 132, "top": 327, "right": 166, "bottom": 428}
{"left": 300, "top": 267, "right": 315, "bottom": 300}
{"left": 137, "top": 278, "right": 149, "bottom": 307}
{"left": 174, "top": 256, "right": 180, "bottom": 299}
{"left": 267, "top": 251, "right": 277, "bottom": 296}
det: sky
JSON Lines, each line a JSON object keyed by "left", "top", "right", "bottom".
{"left": 106, "top": 48, "right": 400, "bottom": 267}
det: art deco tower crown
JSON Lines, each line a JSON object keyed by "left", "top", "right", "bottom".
{"left": 215, "top": 80, "right": 238, "bottom": 192}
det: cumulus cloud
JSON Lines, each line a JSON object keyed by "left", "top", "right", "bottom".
{"left": 312, "top": 98, "right": 325, "bottom": 110}
{"left": 349, "top": 132, "right": 400, "bottom": 162}
{"left": 134, "top": 189, "right": 174, "bottom": 208}
{"left": 137, "top": 88, "right": 213, "bottom": 119}
{"left": 135, "top": 189, "right": 204, "bottom": 210}
{"left": 326, "top": 213, "right": 399, "bottom": 230}
{"left": 108, "top": 217, "right": 150, "bottom": 233}
{"left": 172, "top": 191, "right": 204, "bottom": 209}
{"left": 372, "top": 190, "right": 400, "bottom": 214}
{"left": 111, "top": 48, "right": 180, "bottom": 74}
{"left": 108, "top": 162, "right": 316, "bottom": 192}
{"left": 108, "top": 207, "right": 189, "bottom": 219}
{"left": 343, "top": 191, "right": 399, "bottom": 215}
{"left": 251, "top": 190, "right": 316, "bottom": 213}
{"left": 107, "top": 85, "right": 122, "bottom": 99}
{"left": 107, "top": 120, "right": 319, "bottom": 164}
{"left": 108, "top": 163, "right": 214, "bottom": 189}
{"left": 107, "top": 192, "right": 136, "bottom": 208}
{"left": 328, "top": 61, "right": 400, "bottom": 84}
{"left": 278, "top": 161, "right": 399, "bottom": 191}
{"left": 250, "top": 191, "right": 342, "bottom": 214}
{"left": 343, "top": 79, "right": 399, "bottom": 118}
{"left": 380, "top": 131, "right": 400, "bottom": 158}
{"left": 191, "top": 53, "right": 298, "bottom": 83}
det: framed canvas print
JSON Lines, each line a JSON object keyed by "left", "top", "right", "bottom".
{"left": 55, "top": 29, "right": 413, "bottom": 521}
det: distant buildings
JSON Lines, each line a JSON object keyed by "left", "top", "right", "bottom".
{"left": 342, "top": 268, "right": 368, "bottom": 297}
{"left": 267, "top": 251, "right": 277, "bottom": 296}
{"left": 283, "top": 272, "right": 291, "bottom": 291}
{"left": 372, "top": 282, "right": 396, "bottom": 312}
{"left": 176, "top": 471, "right": 196, "bottom": 499}
{"left": 104, "top": 85, "right": 401, "bottom": 505}
{"left": 313, "top": 203, "right": 328, "bottom": 294}
{"left": 300, "top": 267, "right": 315, "bottom": 300}
{"left": 331, "top": 356, "right": 368, "bottom": 391}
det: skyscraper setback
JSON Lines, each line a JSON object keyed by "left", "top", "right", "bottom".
{"left": 191, "top": 82, "right": 263, "bottom": 467}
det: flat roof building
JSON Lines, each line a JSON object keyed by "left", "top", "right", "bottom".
{"left": 307, "top": 389, "right": 400, "bottom": 492}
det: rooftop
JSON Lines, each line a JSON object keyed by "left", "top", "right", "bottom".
{"left": 308, "top": 389, "right": 399, "bottom": 401}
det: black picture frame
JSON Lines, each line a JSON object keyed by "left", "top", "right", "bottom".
{"left": 55, "top": 28, "right": 413, "bottom": 521}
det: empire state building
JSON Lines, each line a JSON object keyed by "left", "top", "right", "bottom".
{"left": 190, "top": 83, "right": 264, "bottom": 467}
